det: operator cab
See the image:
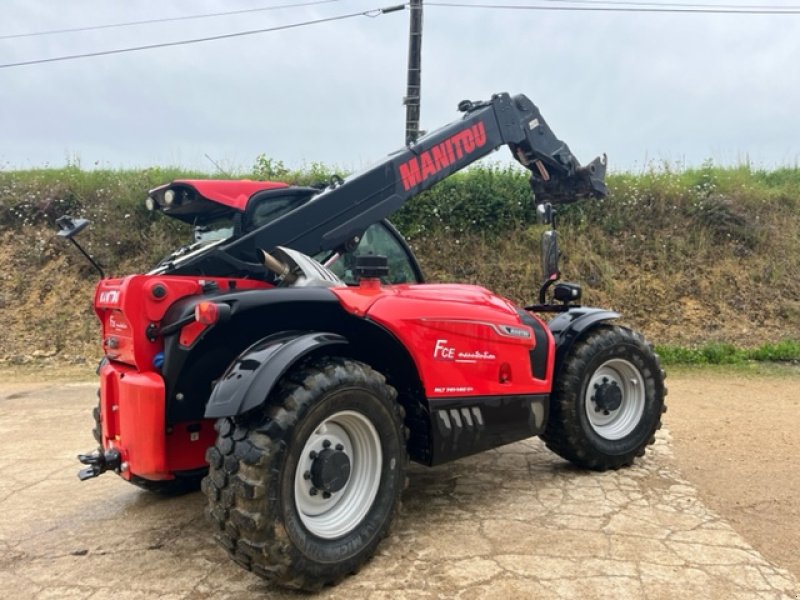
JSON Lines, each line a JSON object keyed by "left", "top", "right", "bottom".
{"left": 147, "top": 180, "right": 424, "bottom": 285}
{"left": 147, "top": 180, "right": 319, "bottom": 240}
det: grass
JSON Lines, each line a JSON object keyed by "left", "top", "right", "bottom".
{"left": 664, "top": 361, "right": 800, "bottom": 379}
{"left": 657, "top": 340, "right": 800, "bottom": 365}
{"left": 1, "top": 161, "right": 800, "bottom": 358}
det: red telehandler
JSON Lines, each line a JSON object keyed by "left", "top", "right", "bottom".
{"left": 58, "top": 92, "right": 665, "bottom": 590}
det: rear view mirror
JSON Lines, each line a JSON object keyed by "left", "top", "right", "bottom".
{"left": 55, "top": 215, "right": 105, "bottom": 278}
{"left": 56, "top": 215, "right": 90, "bottom": 239}
{"left": 541, "top": 230, "right": 560, "bottom": 281}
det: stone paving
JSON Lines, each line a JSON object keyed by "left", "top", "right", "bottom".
{"left": 0, "top": 381, "right": 798, "bottom": 599}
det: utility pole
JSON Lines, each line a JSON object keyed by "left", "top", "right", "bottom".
{"left": 404, "top": 0, "right": 423, "bottom": 145}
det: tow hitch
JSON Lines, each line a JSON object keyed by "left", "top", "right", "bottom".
{"left": 77, "top": 447, "right": 122, "bottom": 481}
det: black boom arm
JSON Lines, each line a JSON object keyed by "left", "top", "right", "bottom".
{"left": 163, "top": 92, "right": 606, "bottom": 276}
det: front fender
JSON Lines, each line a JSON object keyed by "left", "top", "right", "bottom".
{"left": 548, "top": 307, "right": 621, "bottom": 377}
{"left": 204, "top": 331, "right": 347, "bottom": 419}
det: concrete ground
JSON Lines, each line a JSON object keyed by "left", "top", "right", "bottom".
{"left": 0, "top": 381, "right": 797, "bottom": 600}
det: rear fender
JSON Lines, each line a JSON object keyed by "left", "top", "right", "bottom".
{"left": 204, "top": 331, "right": 347, "bottom": 419}
{"left": 548, "top": 308, "right": 621, "bottom": 378}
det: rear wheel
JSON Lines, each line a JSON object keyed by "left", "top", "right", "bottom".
{"left": 542, "top": 325, "right": 666, "bottom": 470}
{"left": 202, "top": 357, "right": 407, "bottom": 591}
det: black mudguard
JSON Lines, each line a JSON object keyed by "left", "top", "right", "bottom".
{"left": 548, "top": 307, "right": 621, "bottom": 377}
{"left": 204, "top": 331, "right": 348, "bottom": 419}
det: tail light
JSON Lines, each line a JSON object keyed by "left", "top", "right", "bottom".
{"left": 195, "top": 301, "right": 231, "bottom": 325}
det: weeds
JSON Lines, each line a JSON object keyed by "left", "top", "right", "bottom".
{"left": 657, "top": 341, "right": 800, "bottom": 365}
{"left": 1, "top": 160, "right": 799, "bottom": 359}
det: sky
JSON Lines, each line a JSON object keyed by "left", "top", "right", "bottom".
{"left": 1, "top": 0, "right": 799, "bottom": 174}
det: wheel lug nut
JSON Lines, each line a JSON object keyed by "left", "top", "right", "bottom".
{"left": 303, "top": 470, "right": 311, "bottom": 480}
{"left": 593, "top": 383, "right": 600, "bottom": 389}
{"left": 309, "top": 450, "right": 317, "bottom": 460}
{"left": 309, "top": 487, "right": 318, "bottom": 496}
{"left": 322, "top": 439, "right": 331, "bottom": 448}
{"left": 335, "top": 443, "right": 344, "bottom": 451}
{"left": 322, "top": 491, "right": 331, "bottom": 499}
{"left": 603, "top": 410, "right": 610, "bottom": 416}
{"left": 602, "top": 377, "right": 609, "bottom": 383}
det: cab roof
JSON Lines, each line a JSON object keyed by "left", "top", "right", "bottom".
{"left": 149, "top": 179, "right": 290, "bottom": 212}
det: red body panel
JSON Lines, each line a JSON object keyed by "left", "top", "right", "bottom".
{"left": 94, "top": 275, "right": 269, "bottom": 370}
{"left": 99, "top": 363, "right": 167, "bottom": 479}
{"left": 173, "top": 179, "right": 288, "bottom": 211}
{"left": 95, "top": 276, "right": 553, "bottom": 481}
{"left": 94, "top": 274, "right": 270, "bottom": 480}
{"left": 333, "top": 283, "right": 554, "bottom": 398}
{"left": 98, "top": 362, "right": 214, "bottom": 480}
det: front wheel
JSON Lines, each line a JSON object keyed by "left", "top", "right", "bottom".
{"left": 542, "top": 325, "right": 666, "bottom": 471}
{"left": 202, "top": 357, "right": 407, "bottom": 591}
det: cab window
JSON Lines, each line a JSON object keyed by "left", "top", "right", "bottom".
{"left": 248, "top": 196, "right": 306, "bottom": 230}
{"left": 324, "top": 223, "right": 421, "bottom": 285}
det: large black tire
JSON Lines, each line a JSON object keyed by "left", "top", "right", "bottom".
{"left": 542, "top": 325, "right": 667, "bottom": 471}
{"left": 91, "top": 396, "right": 203, "bottom": 495}
{"left": 202, "top": 357, "right": 408, "bottom": 591}
{"left": 92, "top": 402, "right": 102, "bottom": 445}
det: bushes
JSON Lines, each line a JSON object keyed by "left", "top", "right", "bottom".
{"left": 0, "top": 159, "right": 799, "bottom": 358}
{"left": 392, "top": 165, "right": 535, "bottom": 237}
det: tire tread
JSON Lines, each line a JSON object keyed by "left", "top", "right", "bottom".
{"left": 203, "top": 356, "right": 408, "bottom": 591}
{"left": 542, "top": 325, "right": 667, "bottom": 471}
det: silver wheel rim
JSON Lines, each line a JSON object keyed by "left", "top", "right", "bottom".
{"left": 293, "top": 410, "right": 382, "bottom": 539}
{"left": 585, "top": 358, "right": 645, "bottom": 440}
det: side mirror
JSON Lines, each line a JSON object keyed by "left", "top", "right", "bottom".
{"left": 55, "top": 215, "right": 105, "bottom": 278}
{"left": 56, "top": 215, "right": 90, "bottom": 239}
{"left": 541, "top": 230, "right": 560, "bottom": 281}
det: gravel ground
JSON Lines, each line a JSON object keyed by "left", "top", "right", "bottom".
{"left": 0, "top": 371, "right": 798, "bottom": 599}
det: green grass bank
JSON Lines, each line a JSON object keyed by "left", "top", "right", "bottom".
{"left": 1, "top": 161, "right": 799, "bottom": 362}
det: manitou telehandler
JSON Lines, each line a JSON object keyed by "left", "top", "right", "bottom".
{"left": 58, "top": 92, "right": 665, "bottom": 590}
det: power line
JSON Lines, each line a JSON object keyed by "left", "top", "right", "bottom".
{"left": 496, "top": 0, "right": 800, "bottom": 8}
{"left": 0, "top": 5, "right": 406, "bottom": 70}
{"left": 426, "top": 1, "right": 800, "bottom": 13}
{"left": 0, "top": 0, "right": 345, "bottom": 41}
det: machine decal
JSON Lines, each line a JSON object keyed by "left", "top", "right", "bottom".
{"left": 434, "top": 338, "right": 497, "bottom": 363}
{"left": 497, "top": 324, "right": 531, "bottom": 339}
{"left": 108, "top": 314, "right": 129, "bottom": 332}
{"left": 432, "top": 386, "right": 475, "bottom": 394}
{"left": 398, "top": 122, "right": 488, "bottom": 191}
{"left": 98, "top": 290, "right": 120, "bottom": 305}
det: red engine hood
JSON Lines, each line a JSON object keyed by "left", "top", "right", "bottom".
{"left": 332, "top": 283, "right": 521, "bottom": 321}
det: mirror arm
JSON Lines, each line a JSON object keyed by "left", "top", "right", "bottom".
{"left": 69, "top": 237, "right": 105, "bottom": 279}
{"left": 538, "top": 273, "right": 559, "bottom": 305}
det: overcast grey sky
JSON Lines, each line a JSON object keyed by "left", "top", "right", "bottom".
{"left": 1, "top": 1, "right": 798, "bottom": 174}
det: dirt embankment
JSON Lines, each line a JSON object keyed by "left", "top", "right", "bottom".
{"left": 2, "top": 166, "right": 800, "bottom": 362}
